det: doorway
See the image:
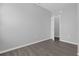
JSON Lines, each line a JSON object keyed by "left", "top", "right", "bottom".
{"left": 54, "top": 15, "right": 60, "bottom": 41}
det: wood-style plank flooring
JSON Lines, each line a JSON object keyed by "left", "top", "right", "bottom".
{"left": 0, "top": 39, "right": 77, "bottom": 56}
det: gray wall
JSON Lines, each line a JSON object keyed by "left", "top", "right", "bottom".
{"left": 77, "top": 3, "right": 79, "bottom": 55}
{"left": 54, "top": 16, "right": 59, "bottom": 37}
{"left": 0, "top": 3, "right": 51, "bottom": 52}
{"left": 60, "top": 4, "right": 78, "bottom": 44}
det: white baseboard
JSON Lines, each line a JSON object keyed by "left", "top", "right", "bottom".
{"left": 60, "top": 40, "right": 78, "bottom": 45}
{"left": 0, "top": 38, "right": 50, "bottom": 54}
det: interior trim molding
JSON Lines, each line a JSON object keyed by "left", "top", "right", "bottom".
{"left": 60, "top": 39, "right": 78, "bottom": 45}
{"left": 0, "top": 38, "right": 50, "bottom": 54}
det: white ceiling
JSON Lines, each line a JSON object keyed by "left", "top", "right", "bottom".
{"left": 37, "top": 3, "right": 76, "bottom": 14}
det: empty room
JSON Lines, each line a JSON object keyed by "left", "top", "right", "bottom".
{"left": 0, "top": 3, "right": 79, "bottom": 56}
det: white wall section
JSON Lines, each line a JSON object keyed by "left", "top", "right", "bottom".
{"left": 60, "top": 4, "right": 78, "bottom": 44}
{"left": 77, "top": 3, "right": 79, "bottom": 55}
{"left": 0, "top": 3, "right": 51, "bottom": 52}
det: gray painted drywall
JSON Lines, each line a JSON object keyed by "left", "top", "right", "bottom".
{"left": 54, "top": 16, "right": 59, "bottom": 37}
{"left": 0, "top": 3, "right": 51, "bottom": 52}
{"left": 77, "top": 3, "right": 79, "bottom": 55}
{"left": 60, "top": 4, "right": 78, "bottom": 44}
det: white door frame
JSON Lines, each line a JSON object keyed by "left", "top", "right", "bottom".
{"left": 50, "top": 16, "right": 54, "bottom": 40}
{"left": 50, "top": 15, "right": 61, "bottom": 40}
